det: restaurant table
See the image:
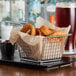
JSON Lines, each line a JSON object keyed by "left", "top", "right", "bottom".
{"left": 0, "top": 46, "right": 76, "bottom": 76}
{"left": 0, "top": 49, "right": 76, "bottom": 70}
{"left": 0, "top": 63, "right": 75, "bottom": 76}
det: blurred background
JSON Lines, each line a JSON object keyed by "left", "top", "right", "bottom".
{"left": 0, "top": 0, "right": 75, "bottom": 23}
{"left": 0, "top": 0, "right": 57, "bottom": 22}
{"left": 0, "top": 0, "right": 75, "bottom": 37}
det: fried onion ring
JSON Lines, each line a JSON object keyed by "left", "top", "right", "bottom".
{"left": 35, "top": 28, "right": 42, "bottom": 36}
{"left": 20, "top": 24, "right": 36, "bottom": 36}
{"left": 28, "top": 28, "right": 42, "bottom": 36}
{"left": 49, "top": 30, "right": 66, "bottom": 42}
{"left": 51, "top": 30, "right": 66, "bottom": 36}
{"left": 40, "top": 25, "right": 55, "bottom": 36}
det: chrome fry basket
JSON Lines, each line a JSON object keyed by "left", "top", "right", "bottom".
{"left": 17, "top": 34, "right": 71, "bottom": 62}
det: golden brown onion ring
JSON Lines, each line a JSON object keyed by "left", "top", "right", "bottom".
{"left": 40, "top": 25, "right": 55, "bottom": 36}
{"left": 51, "top": 30, "right": 66, "bottom": 36}
{"left": 35, "top": 28, "right": 42, "bottom": 36}
{"left": 28, "top": 28, "right": 42, "bottom": 36}
{"left": 20, "top": 24, "right": 36, "bottom": 36}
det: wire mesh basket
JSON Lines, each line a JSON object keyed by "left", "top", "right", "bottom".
{"left": 17, "top": 34, "right": 70, "bottom": 61}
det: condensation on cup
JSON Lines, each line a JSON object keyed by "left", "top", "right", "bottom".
{"left": 56, "top": 2, "right": 76, "bottom": 51}
{"left": 1, "top": 22, "right": 13, "bottom": 42}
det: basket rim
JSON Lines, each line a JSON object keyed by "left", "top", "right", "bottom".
{"left": 42, "top": 34, "right": 72, "bottom": 38}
